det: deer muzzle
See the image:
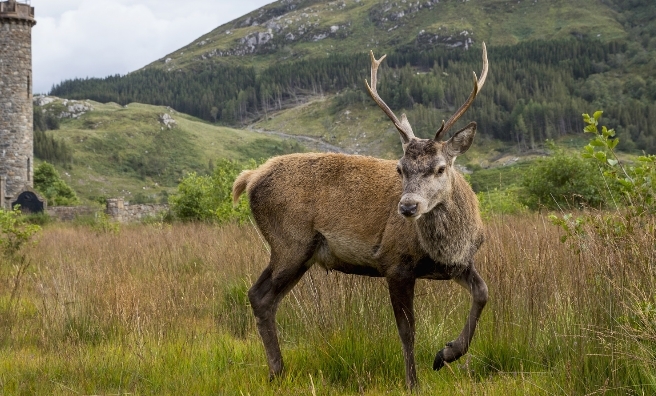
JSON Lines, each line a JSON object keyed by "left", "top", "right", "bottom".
{"left": 398, "top": 194, "right": 426, "bottom": 219}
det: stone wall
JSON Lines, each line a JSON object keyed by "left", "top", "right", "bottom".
{"left": 106, "top": 198, "right": 169, "bottom": 223}
{"left": 0, "top": 1, "right": 36, "bottom": 206}
{"left": 46, "top": 200, "right": 169, "bottom": 223}
{"left": 47, "top": 206, "right": 97, "bottom": 222}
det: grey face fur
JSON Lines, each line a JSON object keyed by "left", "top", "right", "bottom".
{"left": 397, "top": 123, "right": 477, "bottom": 218}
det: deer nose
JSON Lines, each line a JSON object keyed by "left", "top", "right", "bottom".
{"left": 399, "top": 203, "right": 418, "bottom": 217}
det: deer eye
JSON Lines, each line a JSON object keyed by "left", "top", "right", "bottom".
{"left": 436, "top": 166, "right": 446, "bottom": 175}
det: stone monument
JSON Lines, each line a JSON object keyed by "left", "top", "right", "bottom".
{"left": 0, "top": 0, "right": 36, "bottom": 209}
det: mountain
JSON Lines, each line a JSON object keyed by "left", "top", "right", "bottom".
{"left": 49, "top": 0, "right": 656, "bottom": 161}
{"left": 145, "top": 0, "right": 626, "bottom": 72}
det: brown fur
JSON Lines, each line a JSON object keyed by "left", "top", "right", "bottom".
{"left": 235, "top": 45, "right": 489, "bottom": 390}
{"left": 234, "top": 152, "right": 482, "bottom": 272}
{"left": 233, "top": 144, "right": 487, "bottom": 389}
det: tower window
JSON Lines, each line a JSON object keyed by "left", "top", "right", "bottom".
{"left": 27, "top": 158, "right": 30, "bottom": 182}
{"left": 27, "top": 73, "right": 31, "bottom": 98}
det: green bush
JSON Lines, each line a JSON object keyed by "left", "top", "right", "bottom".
{"left": 169, "top": 159, "right": 253, "bottom": 223}
{"left": 581, "top": 111, "right": 656, "bottom": 215}
{"left": 0, "top": 207, "right": 41, "bottom": 259}
{"left": 169, "top": 173, "right": 214, "bottom": 221}
{"left": 33, "top": 162, "right": 79, "bottom": 206}
{"left": 477, "top": 187, "right": 528, "bottom": 218}
{"left": 23, "top": 211, "right": 53, "bottom": 226}
{"left": 550, "top": 111, "right": 656, "bottom": 242}
{"left": 520, "top": 142, "right": 612, "bottom": 210}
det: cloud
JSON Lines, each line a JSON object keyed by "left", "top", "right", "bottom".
{"left": 31, "top": 0, "right": 271, "bottom": 93}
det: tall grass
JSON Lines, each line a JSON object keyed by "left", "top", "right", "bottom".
{"left": 0, "top": 216, "right": 654, "bottom": 394}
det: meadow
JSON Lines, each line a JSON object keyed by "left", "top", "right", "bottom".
{"left": 0, "top": 213, "right": 653, "bottom": 395}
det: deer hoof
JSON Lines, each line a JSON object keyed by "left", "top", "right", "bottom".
{"left": 433, "top": 350, "right": 446, "bottom": 371}
{"left": 268, "top": 368, "right": 283, "bottom": 382}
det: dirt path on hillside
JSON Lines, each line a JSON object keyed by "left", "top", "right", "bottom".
{"left": 247, "top": 127, "right": 350, "bottom": 154}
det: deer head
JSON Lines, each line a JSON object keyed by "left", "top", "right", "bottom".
{"left": 365, "top": 44, "right": 488, "bottom": 218}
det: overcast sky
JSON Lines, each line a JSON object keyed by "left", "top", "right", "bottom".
{"left": 30, "top": 0, "right": 273, "bottom": 94}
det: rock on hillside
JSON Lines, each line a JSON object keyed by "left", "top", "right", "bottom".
{"left": 147, "top": 0, "right": 625, "bottom": 71}
{"left": 34, "top": 95, "right": 94, "bottom": 119}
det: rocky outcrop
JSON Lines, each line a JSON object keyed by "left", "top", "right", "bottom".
{"left": 416, "top": 29, "right": 474, "bottom": 49}
{"left": 369, "top": 0, "right": 440, "bottom": 27}
{"left": 195, "top": 1, "right": 354, "bottom": 60}
{"left": 159, "top": 113, "right": 177, "bottom": 129}
{"left": 33, "top": 96, "right": 94, "bottom": 119}
{"left": 60, "top": 100, "right": 94, "bottom": 119}
{"left": 33, "top": 95, "right": 55, "bottom": 106}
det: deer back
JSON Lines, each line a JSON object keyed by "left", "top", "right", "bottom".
{"left": 233, "top": 153, "right": 427, "bottom": 266}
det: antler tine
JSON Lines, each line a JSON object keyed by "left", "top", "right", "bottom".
{"left": 435, "top": 42, "right": 489, "bottom": 141}
{"left": 365, "top": 50, "right": 415, "bottom": 144}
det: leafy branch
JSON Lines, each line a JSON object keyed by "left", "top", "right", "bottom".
{"left": 582, "top": 111, "right": 656, "bottom": 215}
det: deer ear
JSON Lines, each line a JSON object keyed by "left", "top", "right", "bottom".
{"left": 446, "top": 122, "right": 476, "bottom": 157}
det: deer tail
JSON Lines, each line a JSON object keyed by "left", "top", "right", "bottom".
{"left": 232, "top": 170, "right": 255, "bottom": 206}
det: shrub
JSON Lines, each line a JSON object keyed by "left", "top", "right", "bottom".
{"left": 23, "top": 211, "right": 53, "bottom": 226}
{"left": 581, "top": 111, "right": 656, "bottom": 215}
{"left": 0, "top": 207, "right": 41, "bottom": 259}
{"left": 169, "top": 159, "right": 253, "bottom": 223}
{"left": 169, "top": 173, "right": 214, "bottom": 221}
{"left": 550, "top": 111, "right": 656, "bottom": 244}
{"left": 33, "top": 162, "right": 79, "bottom": 206}
{"left": 520, "top": 141, "right": 611, "bottom": 210}
{"left": 477, "top": 187, "right": 528, "bottom": 218}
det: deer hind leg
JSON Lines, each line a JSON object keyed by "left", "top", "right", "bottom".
{"left": 433, "top": 263, "right": 488, "bottom": 371}
{"left": 387, "top": 270, "right": 418, "bottom": 390}
{"left": 248, "top": 246, "right": 314, "bottom": 380}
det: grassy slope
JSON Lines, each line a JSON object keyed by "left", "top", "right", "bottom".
{"left": 253, "top": 93, "right": 560, "bottom": 170}
{"left": 146, "top": 0, "right": 626, "bottom": 72}
{"left": 2, "top": 219, "right": 654, "bottom": 394}
{"left": 169, "top": 0, "right": 631, "bottom": 172}
{"left": 42, "top": 94, "right": 549, "bottom": 205}
{"left": 254, "top": 96, "right": 403, "bottom": 158}
{"left": 40, "top": 99, "right": 304, "bottom": 203}
{"left": 136, "top": 0, "right": 639, "bottom": 168}
{"left": 45, "top": 0, "right": 645, "bottom": 203}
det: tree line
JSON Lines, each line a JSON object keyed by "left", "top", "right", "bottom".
{"left": 50, "top": 38, "right": 656, "bottom": 153}
{"left": 33, "top": 108, "right": 73, "bottom": 167}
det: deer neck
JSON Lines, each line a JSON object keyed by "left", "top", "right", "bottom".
{"left": 414, "top": 182, "right": 478, "bottom": 267}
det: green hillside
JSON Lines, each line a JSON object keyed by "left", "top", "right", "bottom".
{"left": 34, "top": 98, "right": 304, "bottom": 203}
{"left": 51, "top": 0, "right": 656, "bottom": 152}
{"left": 146, "top": 0, "right": 626, "bottom": 71}
{"left": 44, "top": 0, "right": 656, "bottom": 203}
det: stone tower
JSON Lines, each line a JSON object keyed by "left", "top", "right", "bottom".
{"left": 0, "top": 0, "right": 36, "bottom": 208}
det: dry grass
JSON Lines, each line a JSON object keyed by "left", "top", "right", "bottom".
{"left": 0, "top": 215, "right": 654, "bottom": 394}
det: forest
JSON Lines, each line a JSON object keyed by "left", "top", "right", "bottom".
{"left": 50, "top": 37, "right": 656, "bottom": 153}
{"left": 33, "top": 107, "right": 73, "bottom": 167}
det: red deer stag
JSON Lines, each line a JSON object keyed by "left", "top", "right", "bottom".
{"left": 232, "top": 43, "right": 489, "bottom": 390}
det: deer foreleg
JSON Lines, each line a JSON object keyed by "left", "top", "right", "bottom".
{"left": 433, "top": 263, "right": 488, "bottom": 371}
{"left": 387, "top": 272, "right": 418, "bottom": 390}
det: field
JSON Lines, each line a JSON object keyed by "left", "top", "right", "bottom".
{"left": 38, "top": 99, "right": 305, "bottom": 204}
{"left": 1, "top": 215, "right": 654, "bottom": 395}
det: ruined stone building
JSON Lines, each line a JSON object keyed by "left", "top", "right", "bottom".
{"left": 0, "top": 0, "right": 36, "bottom": 209}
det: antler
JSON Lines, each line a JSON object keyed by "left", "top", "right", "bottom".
{"left": 365, "top": 51, "right": 416, "bottom": 144}
{"left": 434, "top": 42, "right": 489, "bottom": 141}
